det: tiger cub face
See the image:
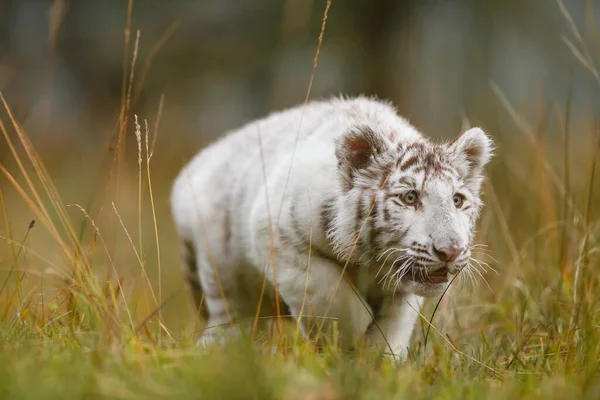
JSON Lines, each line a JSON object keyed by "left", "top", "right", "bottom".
{"left": 332, "top": 126, "right": 494, "bottom": 297}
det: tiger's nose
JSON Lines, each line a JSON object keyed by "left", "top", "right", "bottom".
{"left": 433, "top": 245, "right": 465, "bottom": 262}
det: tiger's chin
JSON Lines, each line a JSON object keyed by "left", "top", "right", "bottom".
{"left": 408, "top": 281, "right": 451, "bottom": 297}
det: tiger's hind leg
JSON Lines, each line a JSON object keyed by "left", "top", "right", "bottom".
{"left": 182, "top": 237, "right": 254, "bottom": 346}
{"left": 180, "top": 239, "right": 234, "bottom": 345}
{"left": 181, "top": 240, "right": 209, "bottom": 320}
{"left": 182, "top": 238, "right": 290, "bottom": 347}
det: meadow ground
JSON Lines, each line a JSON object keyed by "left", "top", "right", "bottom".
{"left": 1, "top": 3, "right": 600, "bottom": 400}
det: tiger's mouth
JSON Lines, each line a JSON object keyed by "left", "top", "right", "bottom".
{"left": 408, "top": 266, "right": 450, "bottom": 284}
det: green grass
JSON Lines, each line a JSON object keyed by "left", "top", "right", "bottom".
{"left": 0, "top": 95, "right": 598, "bottom": 400}
{"left": 1, "top": 1, "right": 600, "bottom": 398}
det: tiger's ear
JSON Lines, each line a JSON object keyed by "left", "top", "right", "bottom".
{"left": 335, "top": 125, "right": 392, "bottom": 190}
{"left": 446, "top": 127, "right": 494, "bottom": 189}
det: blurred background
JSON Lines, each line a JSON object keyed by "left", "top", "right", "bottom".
{"left": 2, "top": 1, "right": 597, "bottom": 148}
{"left": 0, "top": 0, "right": 599, "bottom": 334}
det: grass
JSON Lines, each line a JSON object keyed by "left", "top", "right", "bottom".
{"left": 1, "top": 1, "right": 600, "bottom": 398}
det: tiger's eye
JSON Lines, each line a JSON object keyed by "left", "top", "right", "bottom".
{"left": 453, "top": 193, "right": 465, "bottom": 208}
{"left": 401, "top": 190, "right": 419, "bottom": 205}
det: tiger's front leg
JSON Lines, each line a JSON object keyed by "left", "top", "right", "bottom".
{"left": 261, "top": 251, "right": 374, "bottom": 350}
{"left": 365, "top": 293, "right": 423, "bottom": 360}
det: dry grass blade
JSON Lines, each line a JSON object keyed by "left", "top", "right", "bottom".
{"left": 568, "top": 125, "right": 599, "bottom": 339}
{"left": 0, "top": 220, "right": 34, "bottom": 299}
{"left": 408, "top": 302, "right": 504, "bottom": 380}
{"left": 274, "top": 0, "right": 332, "bottom": 234}
{"left": 506, "top": 323, "right": 541, "bottom": 368}
{"left": 490, "top": 83, "right": 581, "bottom": 223}
{"left": 133, "top": 22, "right": 179, "bottom": 105}
{"left": 0, "top": 164, "right": 74, "bottom": 268}
{"left": 559, "top": 70, "right": 574, "bottom": 284}
{"left": 253, "top": 123, "right": 281, "bottom": 335}
{"left": 254, "top": 0, "right": 332, "bottom": 343}
{"left": 0, "top": 236, "right": 66, "bottom": 279}
{"left": 557, "top": 0, "right": 600, "bottom": 85}
{"left": 321, "top": 172, "right": 396, "bottom": 357}
{"left": 485, "top": 181, "right": 521, "bottom": 271}
{"left": 111, "top": 201, "right": 158, "bottom": 309}
{"left": 144, "top": 118, "right": 164, "bottom": 339}
{"left": 0, "top": 98, "right": 53, "bottom": 226}
{"left": 68, "top": 203, "right": 135, "bottom": 330}
{"left": 423, "top": 271, "right": 461, "bottom": 350}
{"left": 0, "top": 94, "right": 92, "bottom": 275}
{"left": 561, "top": 37, "right": 600, "bottom": 85}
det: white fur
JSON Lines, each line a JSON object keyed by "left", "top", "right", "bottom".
{"left": 171, "top": 96, "right": 493, "bottom": 357}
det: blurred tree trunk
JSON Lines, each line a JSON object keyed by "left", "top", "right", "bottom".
{"left": 354, "top": 0, "right": 416, "bottom": 113}
{"left": 464, "top": 0, "right": 493, "bottom": 126}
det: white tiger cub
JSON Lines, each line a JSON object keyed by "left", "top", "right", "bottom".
{"left": 170, "top": 96, "right": 493, "bottom": 358}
